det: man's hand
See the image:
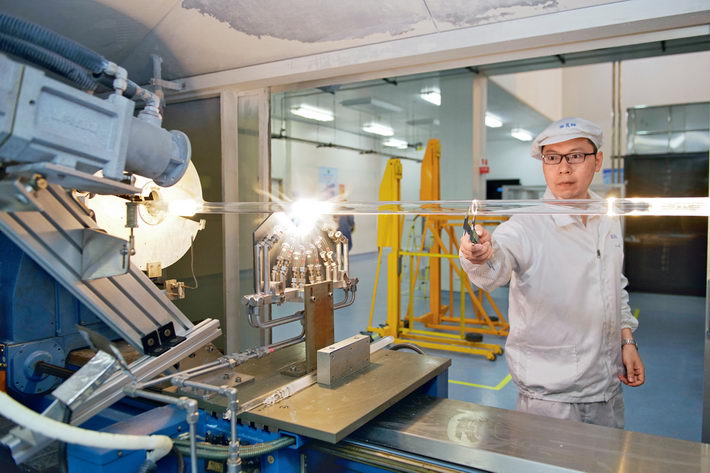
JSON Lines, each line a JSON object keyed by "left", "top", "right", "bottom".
{"left": 619, "top": 345, "right": 645, "bottom": 387}
{"left": 460, "top": 225, "right": 494, "bottom": 265}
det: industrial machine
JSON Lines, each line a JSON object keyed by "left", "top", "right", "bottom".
{"left": 0, "top": 13, "right": 708, "bottom": 473}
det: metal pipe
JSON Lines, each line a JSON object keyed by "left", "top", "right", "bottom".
{"left": 268, "top": 329, "right": 306, "bottom": 351}
{"left": 335, "top": 241, "right": 343, "bottom": 282}
{"left": 344, "top": 242, "right": 350, "bottom": 275}
{"left": 33, "top": 361, "right": 75, "bottom": 380}
{"left": 271, "top": 133, "right": 422, "bottom": 163}
{"left": 262, "top": 242, "right": 271, "bottom": 293}
{"left": 170, "top": 379, "right": 241, "bottom": 472}
{"left": 136, "top": 360, "right": 223, "bottom": 389}
{"left": 226, "top": 388, "right": 240, "bottom": 473}
{"left": 246, "top": 305, "right": 304, "bottom": 329}
{"left": 187, "top": 406, "right": 198, "bottom": 473}
{"left": 255, "top": 242, "right": 265, "bottom": 293}
{"left": 334, "top": 288, "right": 356, "bottom": 310}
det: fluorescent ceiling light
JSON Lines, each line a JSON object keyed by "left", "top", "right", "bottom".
{"left": 485, "top": 113, "right": 503, "bottom": 128}
{"left": 406, "top": 117, "right": 440, "bottom": 126}
{"left": 290, "top": 104, "right": 334, "bottom": 122}
{"left": 419, "top": 89, "right": 441, "bottom": 106}
{"left": 511, "top": 128, "right": 533, "bottom": 141}
{"left": 362, "top": 122, "right": 394, "bottom": 136}
{"left": 340, "top": 97, "right": 403, "bottom": 114}
{"left": 383, "top": 138, "right": 408, "bottom": 149}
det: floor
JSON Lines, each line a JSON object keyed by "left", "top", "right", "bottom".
{"left": 274, "top": 251, "right": 707, "bottom": 443}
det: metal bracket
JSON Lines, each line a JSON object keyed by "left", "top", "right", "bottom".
{"left": 81, "top": 228, "right": 131, "bottom": 281}
{"left": 51, "top": 351, "right": 118, "bottom": 411}
{"left": 0, "top": 179, "right": 39, "bottom": 212}
{"left": 141, "top": 322, "right": 185, "bottom": 356}
{"left": 6, "top": 163, "right": 140, "bottom": 195}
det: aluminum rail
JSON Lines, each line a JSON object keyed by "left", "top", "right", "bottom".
{"left": 0, "top": 184, "right": 193, "bottom": 349}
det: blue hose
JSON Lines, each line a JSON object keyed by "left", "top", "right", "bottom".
{"left": 0, "top": 13, "right": 106, "bottom": 74}
{"left": 0, "top": 32, "right": 97, "bottom": 90}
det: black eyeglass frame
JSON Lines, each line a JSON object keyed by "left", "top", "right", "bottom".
{"left": 541, "top": 152, "right": 597, "bottom": 165}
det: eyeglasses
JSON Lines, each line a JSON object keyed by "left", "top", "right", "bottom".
{"left": 542, "top": 152, "right": 596, "bottom": 165}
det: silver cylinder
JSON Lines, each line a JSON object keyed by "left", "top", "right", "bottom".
{"left": 125, "top": 116, "right": 191, "bottom": 187}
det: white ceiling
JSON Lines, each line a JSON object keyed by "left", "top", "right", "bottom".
{"left": 1, "top": 0, "right": 618, "bottom": 84}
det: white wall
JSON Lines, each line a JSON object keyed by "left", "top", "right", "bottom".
{"left": 485, "top": 50, "right": 710, "bottom": 188}
{"left": 562, "top": 50, "right": 710, "bottom": 167}
{"left": 492, "top": 69, "right": 564, "bottom": 121}
{"left": 486, "top": 138, "right": 547, "bottom": 186}
{"left": 439, "top": 73, "right": 475, "bottom": 200}
{"left": 272, "top": 120, "right": 423, "bottom": 254}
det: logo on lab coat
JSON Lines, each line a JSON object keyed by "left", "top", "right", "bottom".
{"left": 610, "top": 233, "right": 621, "bottom": 247}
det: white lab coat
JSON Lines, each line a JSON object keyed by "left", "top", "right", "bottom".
{"left": 460, "top": 189, "right": 638, "bottom": 403}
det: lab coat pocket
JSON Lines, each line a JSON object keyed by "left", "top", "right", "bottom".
{"left": 522, "top": 344, "right": 579, "bottom": 394}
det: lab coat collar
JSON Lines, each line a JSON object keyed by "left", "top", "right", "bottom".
{"left": 543, "top": 187, "right": 602, "bottom": 228}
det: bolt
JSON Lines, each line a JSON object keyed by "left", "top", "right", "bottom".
{"left": 117, "top": 451, "right": 123, "bottom": 457}
{"left": 310, "top": 296, "right": 316, "bottom": 302}
{"left": 32, "top": 177, "right": 48, "bottom": 190}
{"left": 222, "top": 373, "right": 230, "bottom": 380}
{"left": 267, "top": 455, "right": 275, "bottom": 464}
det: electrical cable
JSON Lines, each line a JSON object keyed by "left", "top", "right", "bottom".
{"left": 57, "top": 404, "right": 72, "bottom": 473}
{"left": 0, "top": 391, "right": 172, "bottom": 464}
{"left": 389, "top": 343, "right": 425, "bottom": 354}
{"left": 172, "top": 436, "right": 295, "bottom": 460}
{"left": 183, "top": 236, "right": 199, "bottom": 290}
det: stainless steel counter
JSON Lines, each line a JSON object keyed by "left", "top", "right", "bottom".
{"left": 353, "top": 394, "right": 710, "bottom": 473}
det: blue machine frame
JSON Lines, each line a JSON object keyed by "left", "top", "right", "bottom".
{"left": 0, "top": 233, "right": 117, "bottom": 396}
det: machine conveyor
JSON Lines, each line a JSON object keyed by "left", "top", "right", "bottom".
{"left": 353, "top": 394, "right": 710, "bottom": 472}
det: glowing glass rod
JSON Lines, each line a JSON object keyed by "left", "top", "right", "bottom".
{"left": 151, "top": 197, "right": 710, "bottom": 218}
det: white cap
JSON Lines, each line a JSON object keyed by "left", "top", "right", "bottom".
{"left": 530, "top": 117, "right": 602, "bottom": 159}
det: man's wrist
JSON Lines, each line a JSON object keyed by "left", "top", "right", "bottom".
{"left": 621, "top": 338, "right": 638, "bottom": 351}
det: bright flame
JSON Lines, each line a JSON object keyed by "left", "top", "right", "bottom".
{"left": 606, "top": 197, "right": 616, "bottom": 216}
{"left": 166, "top": 199, "right": 200, "bottom": 217}
{"left": 288, "top": 199, "right": 333, "bottom": 236}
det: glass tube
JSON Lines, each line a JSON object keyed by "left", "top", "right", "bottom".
{"left": 146, "top": 197, "right": 710, "bottom": 217}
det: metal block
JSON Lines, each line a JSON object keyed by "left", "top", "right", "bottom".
{"left": 146, "top": 262, "right": 162, "bottom": 278}
{"left": 280, "top": 281, "right": 334, "bottom": 377}
{"left": 178, "top": 372, "right": 255, "bottom": 400}
{"left": 317, "top": 334, "right": 370, "bottom": 386}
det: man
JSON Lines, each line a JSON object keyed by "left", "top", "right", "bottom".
{"left": 338, "top": 214, "right": 355, "bottom": 251}
{"left": 460, "top": 117, "right": 644, "bottom": 428}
